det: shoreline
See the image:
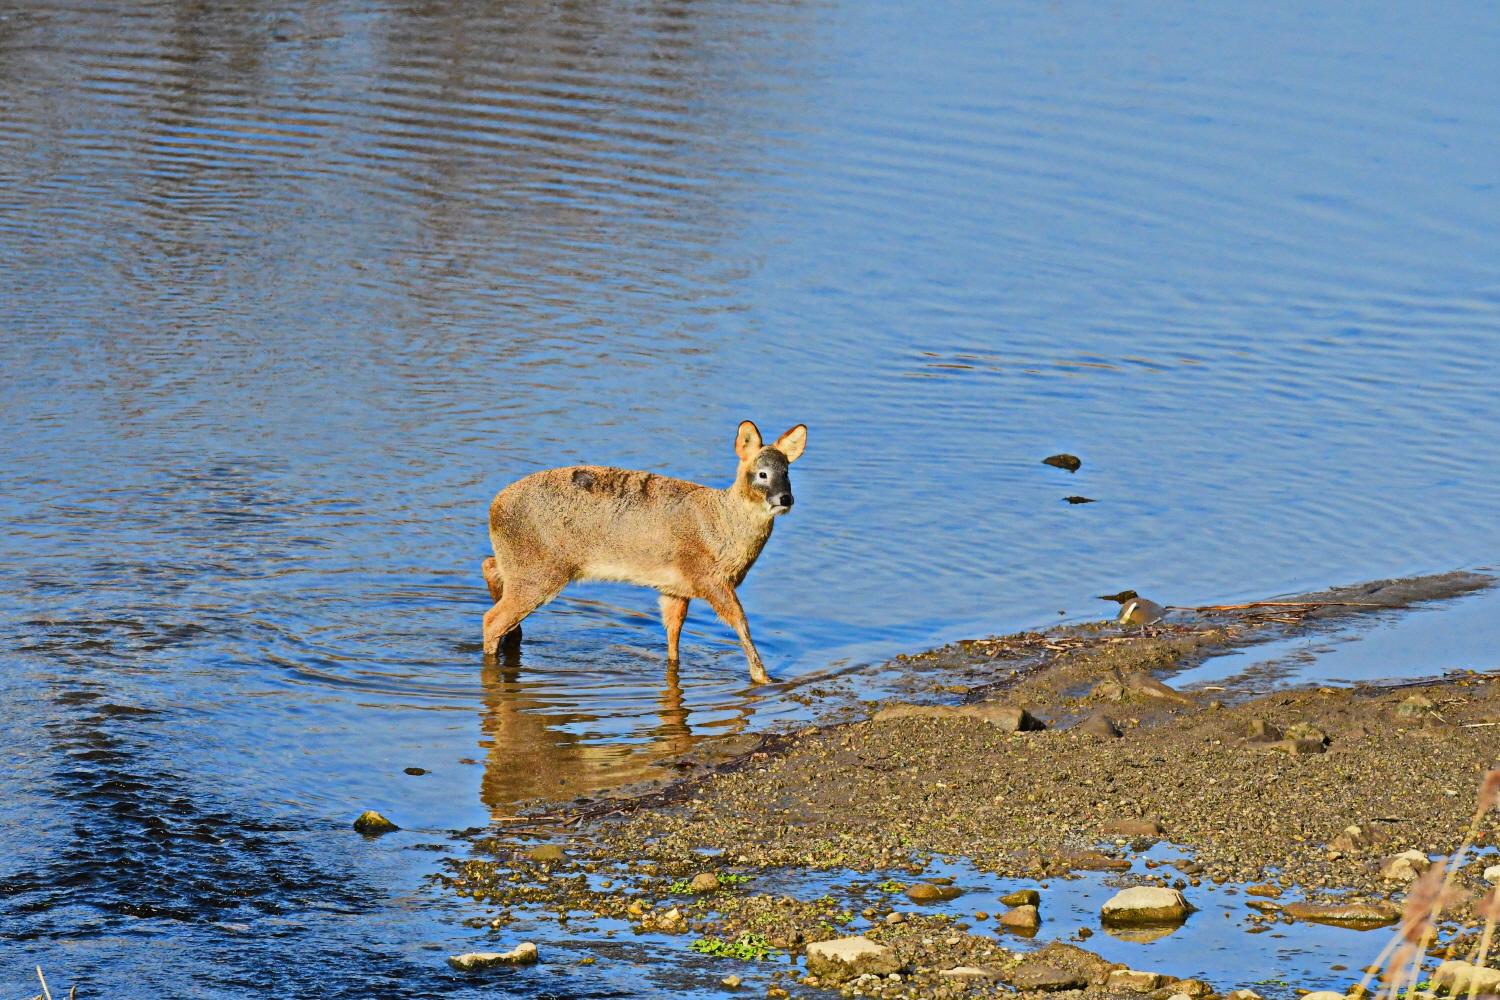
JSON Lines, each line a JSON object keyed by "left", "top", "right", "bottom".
{"left": 437, "top": 570, "right": 1498, "bottom": 998}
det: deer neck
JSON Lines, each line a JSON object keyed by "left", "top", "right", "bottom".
{"left": 716, "top": 481, "right": 776, "bottom": 576}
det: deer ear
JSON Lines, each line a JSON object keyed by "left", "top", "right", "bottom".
{"left": 735, "top": 420, "right": 763, "bottom": 460}
{"left": 774, "top": 424, "right": 807, "bottom": 463}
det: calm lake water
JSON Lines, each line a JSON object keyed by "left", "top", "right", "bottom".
{"left": 3, "top": 0, "right": 1498, "bottom": 995}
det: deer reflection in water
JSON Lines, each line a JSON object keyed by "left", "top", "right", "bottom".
{"left": 475, "top": 650, "right": 700, "bottom": 816}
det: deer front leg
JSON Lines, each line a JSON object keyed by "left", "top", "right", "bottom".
{"left": 701, "top": 586, "right": 770, "bottom": 684}
{"left": 658, "top": 595, "right": 689, "bottom": 662}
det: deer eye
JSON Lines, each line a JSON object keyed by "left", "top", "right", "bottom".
{"left": 757, "top": 471, "right": 768, "bottom": 479}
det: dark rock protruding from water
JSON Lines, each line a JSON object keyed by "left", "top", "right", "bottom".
{"left": 352, "top": 810, "right": 399, "bottom": 834}
{"left": 1042, "top": 454, "right": 1081, "bottom": 472}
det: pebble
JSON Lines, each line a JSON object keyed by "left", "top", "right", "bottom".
{"left": 999, "top": 889, "right": 1040, "bottom": 907}
{"left": 1486, "top": 865, "right": 1500, "bottom": 883}
{"left": 722, "top": 974, "right": 742, "bottom": 987}
{"left": 526, "top": 844, "right": 566, "bottom": 862}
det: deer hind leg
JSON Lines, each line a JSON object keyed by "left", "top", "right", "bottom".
{"left": 658, "top": 595, "right": 689, "bottom": 662}
{"left": 482, "top": 571, "right": 565, "bottom": 656}
{"left": 480, "top": 557, "right": 504, "bottom": 604}
{"left": 700, "top": 586, "right": 770, "bottom": 685}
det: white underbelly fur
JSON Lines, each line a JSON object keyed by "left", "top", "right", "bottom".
{"left": 575, "top": 560, "right": 687, "bottom": 592}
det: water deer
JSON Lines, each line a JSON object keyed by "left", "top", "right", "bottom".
{"left": 480, "top": 420, "right": 807, "bottom": 684}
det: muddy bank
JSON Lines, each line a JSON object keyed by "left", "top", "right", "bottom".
{"left": 437, "top": 571, "right": 1498, "bottom": 996}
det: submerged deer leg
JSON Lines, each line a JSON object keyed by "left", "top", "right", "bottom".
{"left": 659, "top": 595, "right": 689, "bottom": 661}
{"left": 701, "top": 586, "right": 770, "bottom": 685}
{"left": 482, "top": 573, "right": 563, "bottom": 656}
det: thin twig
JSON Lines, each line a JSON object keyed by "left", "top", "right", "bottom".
{"left": 36, "top": 967, "right": 52, "bottom": 1000}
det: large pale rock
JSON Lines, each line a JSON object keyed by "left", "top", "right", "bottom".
{"left": 447, "top": 942, "right": 539, "bottom": 970}
{"left": 1431, "top": 960, "right": 1500, "bottom": 995}
{"left": 872, "top": 703, "right": 1045, "bottom": 731}
{"left": 941, "top": 967, "right": 1000, "bottom": 983}
{"left": 804, "top": 937, "right": 901, "bottom": 984}
{"left": 1485, "top": 864, "right": 1500, "bottom": 884}
{"left": 1107, "top": 970, "right": 1165, "bottom": 991}
{"left": 999, "top": 889, "right": 1040, "bottom": 907}
{"left": 525, "top": 844, "right": 565, "bottom": 862}
{"left": 1171, "top": 979, "right": 1213, "bottom": 997}
{"left": 1379, "top": 850, "right": 1430, "bottom": 881}
{"left": 1100, "top": 887, "right": 1193, "bottom": 924}
{"left": 1299, "top": 992, "right": 1345, "bottom": 1000}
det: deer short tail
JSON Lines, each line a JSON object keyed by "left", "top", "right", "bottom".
{"left": 480, "top": 557, "right": 504, "bottom": 604}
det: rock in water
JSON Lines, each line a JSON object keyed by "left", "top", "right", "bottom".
{"left": 1171, "top": 980, "right": 1213, "bottom": 997}
{"left": 1485, "top": 864, "right": 1500, "bottom": 883}
{"left": 1300, "top": 993, "right": 1345, "bottom": 1000}
{"left": 526, "top": 844, "right": 565, "bottom": 862}
{"left": 906, "top": 882, "right": 963, "bottom": 903}
{"left": 352, "top": 810, "right": 399, "bottom": 834}
{"left": 1100, "top": 886, "right": 1194, "bottom": 924}
{"left": 998, "top": 904, "right": 1040, "bottom": 931}
{"left": 1432, "top": 961, "right": 1500, "bottom": 996}
{"left": 804, "top": 937, "right": 901, "bottom": 983}
{"left": 1042, "top": 454, "right": 1082, "bottom": 472}
{"left": 688, "top": 872, "right": 720, "bottom": 893}
{"left": 722, "top": 974, "right": 742, "bottom": 987}
{"left": 447, "top": 942, "right": 539, "bottom": 970}
{"left": 942, "top": 967, "right": 1000, "bottom": 982}
{"left": 999, "top": 889, "right": 1040, "bottom": 907}
{"left": 1282, "top": 901, "right": 1398, "bottom": 927}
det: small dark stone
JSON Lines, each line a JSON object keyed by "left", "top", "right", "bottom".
{"left": 404, "top": 767, "right": 428, "bottom": 775}
{"left": 1042, "top": 454, "right": 1082, "bottom": 473}
{"left": 1077, "top": 712, "right": 1122, "bottom": 738}
{"left": 1065, "top": 496, "right": 1097, "bottom": 504}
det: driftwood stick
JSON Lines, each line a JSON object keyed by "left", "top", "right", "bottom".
{"left": 36, "top": 968, "right": 53, "bottom": 1000}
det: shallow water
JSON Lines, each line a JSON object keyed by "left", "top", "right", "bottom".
{"left": 3, "top": 0, "right": 1500, "bottom": 994}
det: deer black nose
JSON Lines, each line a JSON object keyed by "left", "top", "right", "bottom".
{"left": 773, "top": 493, "right": 794, "bottom": 508}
